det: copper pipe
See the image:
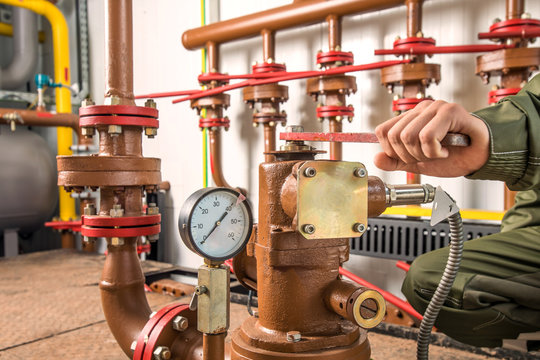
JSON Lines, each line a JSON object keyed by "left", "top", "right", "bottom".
{"left": 202, "top": 333, "right": 226, "bottom": 360}
{"left": 405, "top": 0, "right": 423, "bottom": 38}
{"left": 61, "top": 232, "right": 75, "bottom": 248}
{"left": 105, "top": 0, "right": 134, "bottom": 104}
{"left": 506, "top": 0, "right": 524, "bottom": 20}
{"left": 328, "top": 120, "right": 342, "bottom": 160}
{"left": 326, "top": 14, "right": 341, "bottom": 51}
{"left": 261, "top": 29, "right": 275, "bottom": 61}
{"left": 206, "top": 41, "right": 219, "bottom": 73}
{"left": 208, "top": 128, "right": 233, "bottom": 189}
{"left": 100, "top": 237, "right": 152, "bottom": 356}
{"left": 0, "top": 108, "right": 78, "bottom": 130}
{"left": 263, "top": 124, "right": 276, "bottom": 162}
{"left": 183, "top": 0, "right": 408, "bottom": 50}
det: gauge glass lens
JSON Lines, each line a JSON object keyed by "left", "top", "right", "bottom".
{"left": 189, "top": 190, "right": 249, "bottom": 259}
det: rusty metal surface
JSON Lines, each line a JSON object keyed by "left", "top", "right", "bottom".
{"left": 297, "top": 161, "right": 368, "bottom": 240}
{"left": 182, "top": 0, "right": 406, "bottom": 50}
{"left": 380, "top": 62, "right": 441, "bottom": 89}
{"left": 0, "top": 108, "right": 79, "bottom": 129}
{"left": 476, "top": 48, "right": 540, "bottom": 77}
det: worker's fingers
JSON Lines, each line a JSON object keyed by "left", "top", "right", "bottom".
{"left": 375, "top": 112, "right": 407, "bottom": 160}
{"left": 417, "top": 103, "right": 458, "bottom": 159}
{"left": 373, "top": 152, "right": 420, "bottom": 173}
{"left": 385, "top": 100, "right": 439, "bottom": 164}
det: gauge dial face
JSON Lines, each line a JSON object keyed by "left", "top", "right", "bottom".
{"left": 179, "top": 188, "right": 253, "bottom": 261}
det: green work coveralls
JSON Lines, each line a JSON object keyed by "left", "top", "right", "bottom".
{"left": 402, "top": 74, "right": 540, "bottom": 351}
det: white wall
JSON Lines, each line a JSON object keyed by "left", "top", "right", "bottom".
{"left": 87, "top": 0, "right": 540, "bottom": 295}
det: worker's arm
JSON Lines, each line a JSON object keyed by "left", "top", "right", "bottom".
{"left": 374, "top": 74, "right": 540, "bottom": 190}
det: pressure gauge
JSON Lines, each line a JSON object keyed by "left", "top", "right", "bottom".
{"left": 178, "top": 187, "right": 253, "bottom": 262}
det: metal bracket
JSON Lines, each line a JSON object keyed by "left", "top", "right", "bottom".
{"left": 430, "top": 186, "right": 459, "bottom": 226}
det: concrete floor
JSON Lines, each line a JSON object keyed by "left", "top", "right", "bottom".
{"left": 0, "top": 249, "right": 521, "bottom": 359}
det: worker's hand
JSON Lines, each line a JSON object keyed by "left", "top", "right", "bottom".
{"left": 374, "top": 100, "right": 490, "bottom": 177}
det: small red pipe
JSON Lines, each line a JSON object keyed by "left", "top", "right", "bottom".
{"left": 478, "top": 28, "right": 540, "bottom": 39}
{"left": 374, "top": 43, "right": 513, "bottom": 55}
{"left": 396, "top": 261, "right": 411, "bottom": 272}
{"left": 134, "top": 89, "right": 200, "bottom": 99}
{"left": 172, "top": 59, "right": 409, "bottom": 104}
{"left": 339, "top": 266, "right": 423, "bottom": 321}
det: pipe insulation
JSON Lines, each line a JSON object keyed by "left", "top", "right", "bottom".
{"left": 0, "top": 7, "right": 38, "bottom": 90}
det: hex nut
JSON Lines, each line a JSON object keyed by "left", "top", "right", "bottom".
{"left": 148, "top": 234, "right": 159, "bottom": 242}
{"left": 81, "top": 127, "right": 95, "bottom": 137}
{"left": 110, "top": 237, "right": 124, "bottom": 246}
{"left": 172, "top": 316, "right": 189, "bottom": 331}
{"left": 286, "top": 125, "right": 304, "bottom": 133}
{"left": 109, "top": 95, "right": 121, "bottom": 105}
{"left": 302, "top": 224, "right": 316, "bottom": 235}
{"left": 145, "top": 99, "right": 157, "bottom": 108}
{"left": 145, "top": 127, "right": 158, "bottom": 138}
{"left": 286, "top": 331, "right": 301, "bottom": 342}
{"left": 354, "top": 223, "right": 366, "bottom": 233}
{"left": 147, "top": 204, "right": 159, "bottom": 215}
{"left": 81, "top": 98, "right": 95, "bottom": 107}
{"left": 354, "top": 168, "right": 367, "bottom": 178}
{"left": 153, "top": 346, "right": 171, "bottom": 360}
{"left": 303, "top": 167, "right": 317, "bottom": 178}
{"left": 110, "top": 205, "right": 124, "bottom": 217}
{"left": 130, "top": 341, "right": 137, "bottom": 352}
{"left": 108, "top": 124, "right": 122, "bottom": 135}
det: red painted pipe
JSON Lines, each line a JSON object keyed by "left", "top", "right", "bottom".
{"left": 339, "top": 266, "right": 423, "bottom": 321}
{"left": 396, "top": 261, "right": 411, "bottom": 272}
{"left": 172, "top": 59, "right": 409, "bottom": 104}
{"left": 375, "top": 43, "right": 513, "bottom": 56}
{"left": 134, "top": 89, "right": 200, "bottom": 99}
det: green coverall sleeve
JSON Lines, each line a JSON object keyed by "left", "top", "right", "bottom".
{"left": 467, "top": 74, "right": 540, "bottom": 191}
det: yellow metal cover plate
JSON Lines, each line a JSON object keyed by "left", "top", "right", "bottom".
{"left": 297, "top": 160, "right": 367, "bottom": 239}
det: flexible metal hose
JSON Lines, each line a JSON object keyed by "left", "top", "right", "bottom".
{"left": 417, "top": 211, "right": 464, "bottom": 360}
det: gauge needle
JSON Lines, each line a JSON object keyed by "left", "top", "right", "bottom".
{"left": 202, "top": 210, "right": 229, "bottom": 243}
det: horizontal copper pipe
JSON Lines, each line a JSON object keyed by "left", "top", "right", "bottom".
{"left": 0, "top": 108, "right": 79, "bottom": 130}
{"left": 183, "top": 0, "right": 407, "bottom": 50}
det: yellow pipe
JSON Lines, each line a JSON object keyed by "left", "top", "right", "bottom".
{"left": 0, "top": 21, "right": 46, "bottom": 42}
{"left": 382, "top": 207, "right": 504, "bottom": 221}
{"left": 0, "top": 0, "right": 76, "bottom": 221}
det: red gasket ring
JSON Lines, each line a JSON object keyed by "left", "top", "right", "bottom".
{"left": 393, "top": 37, "right": 436, "bottom": 48}
{"left": 82, "top": 214, "right": 161, "bottom": 227}
{"left": 489, "top": 18, "right": 540, "bottom": 33}
{"left": 488, "top": 88, "right": 520, "bottom": 104}
{"left": 316, "top": 105, "right": 354, "bottom": 118}
{"left": 142, "top": 304, "right": 191, "bottom": 360}
{"left": 81, "top": 224, "right": 160, "bottom": 237}
{"left": 44, "top": 220, "right": 82, "bottom": 232}
{"left": 392, "top": 98, "right": 427, "bottom": 112}
{"left": 252, "top": 62, "right": 286, "bottom": 73}
{"left": 133, "top": 303, "right": 186, "bottom": 360}
{"left": 79, "top": 115, "right": 159, "bottom": 128}
{"left": 79, "top": 105, "right": 158, "bottom": 118}
{"left": 199, "top": 117, "right": 230, "bottom": 129}
{"left": 316, "top": 51, "right": 354, "bottom": 65}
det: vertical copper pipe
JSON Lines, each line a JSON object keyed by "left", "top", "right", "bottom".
{"left": 328, "top": 120, "right": 342, "bottom": 160}
{"left": 263, "top": 123, "right": 276, "bottom": 162}
{"left": 506, "top": 0, "right": 524, "bottom": 20}
{"left": 105, "top": 0, "right": 134, "bottom": 104}
{"left": 261, "top": 29, "right": 275, "bottom": 61}
{"left": 208, "top": 128, "right": 233, "bottom": 188}
{"left": 61, "top": 232, "right": 75, "bottom": 248}
{"left": 405, "top": 0, "right": 423, "bottom": 38}
{"left": 326, "top": 14, "right": 341, "bottom": 51}
{"left": 100, "top": 237, "right": 152, "bottom": 356}
{"left": 202, "top": 333, "right": 226, "bottom": 360}
{"left": 206, "top": 41, "right": 219, "bottom": 73}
